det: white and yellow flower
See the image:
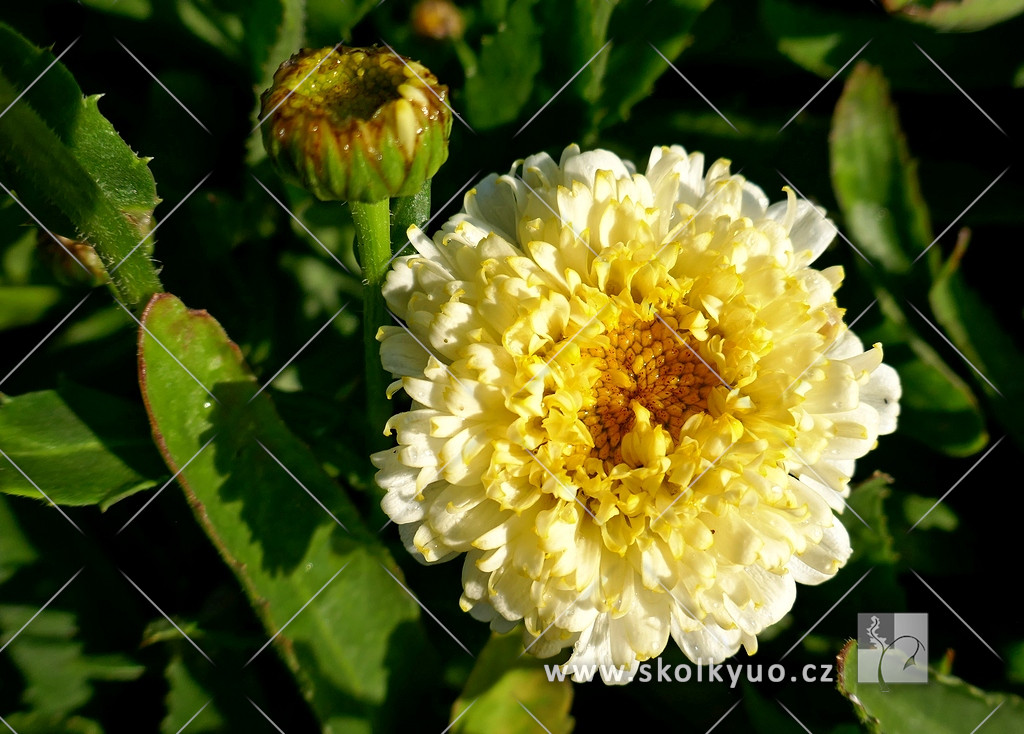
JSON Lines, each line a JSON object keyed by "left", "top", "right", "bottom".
{"left": 372, "top": 144, "right": 900, "bottom": 682}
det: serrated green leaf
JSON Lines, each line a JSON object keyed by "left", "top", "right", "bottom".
{"left": 0, "top": 605, "right": 144, "bottom": 718}
{"left": 829, "top": 66, "right": 989, "bottom": 456}
{"left": 0, "top": 28, "right": 157, "bottom": 224}
{"left": 929, "top": 250, "right": 1024, "bottom": 448}
{"left": 886, "top": 0, "right": 1024, "bottom": 31}
{"left": 0, "top": 385, "right": 167, "bottom": 507}
{"left": 138, "top": 293, "right": 435, "bottom": 733}
{"left": 838, "top": 640, "right": 1024, "bottom": 734}
{"left": 0, "top": 24, "right": 162, "bottom": 308}
{"left": 597, "top": 0, "right": 713, "bottom": 129}
{"left": 830, "top": 62, "right": 932, "bottom": 274}
{"left": 450, "top": 633, "right": 574, "bottom": 734}
{"left": 461, "top": 0, "right": 542, "bottom": 129}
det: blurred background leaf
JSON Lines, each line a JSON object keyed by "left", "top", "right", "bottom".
{"left": 451, "top": 633, "right": 574, "bottom": 734}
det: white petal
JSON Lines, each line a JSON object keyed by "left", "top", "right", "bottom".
{"left": 562, "top": 149, "right": 632, "bottom": 190}
{"left": 862, "top": 363, "right": 901, "bottom": 435}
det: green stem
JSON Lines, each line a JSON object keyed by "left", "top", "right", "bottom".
{"left": 351, "top": 198, "right": 393, "bottom": 451}
{"left": 390, "top": 179, "right": 432, "bottom": 253}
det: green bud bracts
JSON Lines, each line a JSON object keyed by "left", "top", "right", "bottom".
{"left": 260, "top": 46, "right": 452, "bottom": 203}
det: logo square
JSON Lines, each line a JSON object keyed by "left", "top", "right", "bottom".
{"left": 857, "top": 612, "right": 928, "bottom": 685}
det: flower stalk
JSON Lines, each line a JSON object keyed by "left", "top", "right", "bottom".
{"left": 350, "top": 198, "right": 394, "bottom": 448}
{"left": 260, "top": 45, "right": 451, "bottom": 445}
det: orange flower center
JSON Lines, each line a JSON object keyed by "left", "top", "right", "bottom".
{"left": 581, "top": 316, "right": 718, "bottom": 467}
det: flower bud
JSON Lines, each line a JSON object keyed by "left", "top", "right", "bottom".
{"left": 412, "top": 0, "right": 466, "bottom": 41}
{"left": 260, "top": 46, "right": 452, "bottom": 203}
{"left": 37, "top": 232, "right": 108, "bottom": 287}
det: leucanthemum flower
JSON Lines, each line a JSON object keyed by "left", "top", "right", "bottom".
{"left": 372, "top": 145, "right": 900, "bottom": 683}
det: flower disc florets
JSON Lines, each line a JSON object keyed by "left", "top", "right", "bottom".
{"left": 373, "top": 145, "right": 901, "bottom": 683}
{"left": 260, "top": 46, "right": 452, "bottom": 203}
